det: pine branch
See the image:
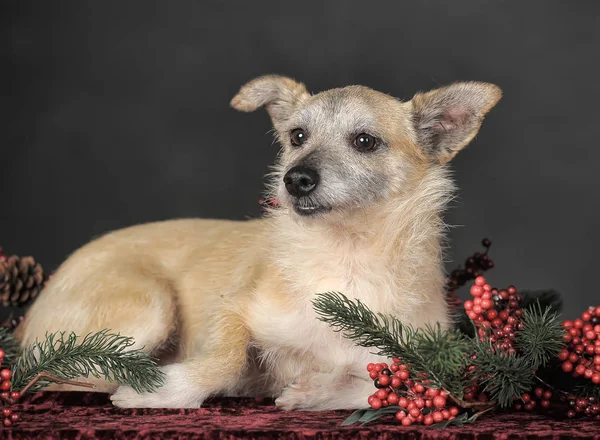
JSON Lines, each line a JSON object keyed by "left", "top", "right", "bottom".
{"left": 0, "top": 327, "right": 20, "bottom": 367}
{"left": 313, "top": 292, "right": 472, "bottom": 396}
{"left": 471, "top": 341, "right": 533, "bottom": 408}
{"left": 514, "top": 302, "right": 565, "bottom": 370}
{"left": 312, "top": 292, "right": 407, "bottom": 357}
{"left": 11, "top": 330, "right": 165, "bottom": 393}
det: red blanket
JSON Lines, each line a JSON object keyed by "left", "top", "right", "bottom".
{"left": 1, "top": 392, "right": 598, "bottom": 439}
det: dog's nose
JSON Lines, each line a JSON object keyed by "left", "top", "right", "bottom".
{"left": 283, "top": 166, "right": 320, "bottom": 197}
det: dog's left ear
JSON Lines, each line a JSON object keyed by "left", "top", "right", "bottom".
{"left": 231, "top": 75, "right": 310, "bottom": 127}
{"left": 409, "top": 82, "right": 502, "bottom": 163}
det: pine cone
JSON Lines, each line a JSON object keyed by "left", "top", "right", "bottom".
{"left": 0, "top": 255, "right": 47, "bottom": 307}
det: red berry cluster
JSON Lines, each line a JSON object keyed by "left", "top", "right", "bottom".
{"left": 464, "top": 276, "right": 523, "bottom": 352}
{"left": 0, "top": 349, "right": 20, "bottom": 427}
{"left": 566, "top": 395, "right": 600, "bottom": 419}
{"left": 366, "top": 360, "right": 460, "bottom": 426}
{"left": 513, "top": 387, "right": 553, "bottom": 412}
{"left": 559, "top": 306, "right": 600, "bottom": 384}
{"left": 446, "top": 239, "right": 494, "bottom": 311}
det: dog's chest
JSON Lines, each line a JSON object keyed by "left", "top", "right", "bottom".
{"left": 247, "top": 247, "right": 399, "bottom": 369}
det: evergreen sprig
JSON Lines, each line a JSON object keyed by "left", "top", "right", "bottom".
{"left": 11, "top": 330, "right": 165, "bottom": 393}
{"left": 312, "top": 292, "right": 571, "bottom": 411}
{"left": 470, "top": 340, "right": 534, "bottom": 408}
{"left": 514, "top": 301, "right": 565, "bottom": 370}
{"left": 313, "top": 292, "right": 472, "bottom": 395}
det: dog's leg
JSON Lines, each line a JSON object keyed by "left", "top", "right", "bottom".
{"left": 275, "top": 367, "right": 373, "bottom": 411}
{"left": 111, "top": 310, "right": 250, "bottom": 408}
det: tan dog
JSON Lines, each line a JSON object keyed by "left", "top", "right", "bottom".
{"left": 16, "top": 76, "right": 501, "bottom": 410}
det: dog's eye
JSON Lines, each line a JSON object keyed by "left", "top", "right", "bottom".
{"left": 290, "top": 129, "right": 307, "bottom": 147}
{"left": 354, "top": 133, "right": 377, "bottom": 151}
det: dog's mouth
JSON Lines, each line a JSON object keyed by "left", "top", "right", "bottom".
{"left": 292, "top": 201, "right": 332, "bottom": 217}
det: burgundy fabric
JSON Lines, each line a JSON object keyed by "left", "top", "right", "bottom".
{"left": 1, "top": 392, "right": 598, "bottom": 439}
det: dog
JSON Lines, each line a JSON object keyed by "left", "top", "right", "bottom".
{"left": 16, "top": 75, "right": 501, "bottom": 410}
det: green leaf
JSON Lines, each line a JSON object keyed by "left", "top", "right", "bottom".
{"left": 342, "top": 407, "right": 401, "bottom": 426}
{"left": 358, "top": 406, "right": 402, "bottom": 425}
{"left": 341, "top": 409, "right": 368, "bottom": 426}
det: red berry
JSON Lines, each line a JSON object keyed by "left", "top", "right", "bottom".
{"left": 449, "top": 406, "right": 459, "bottom": 416}
{"left": 433, "top": 395, "right": 447, "bottom": 408}
{"left": 369, "top": 370, "right": 379, "bottom": 379}
{"left": 470, "top": 285, "right": 483, "bottom": 297}
{"left": 558, "top": 349, "right": 569, "bottom": 361}
{"left": 432, "top": 411, "right": 444, "bottom": 423}
{"left": 442, "top": 409, "right": 450, "bottom": 419}
{"left": 414, "top": 383, "right": 425, "bottom": 393}
{"left": 10, "top": 391, "right": 20, "bottom": 401}
{"left": 398, "top": 397, "right": 409, "bottom": 408}
{"left": 367, "top": 363, "right": 375, "bottom": 371}
{"left": 409, "top": 407, "right": 421, "bottom": 418}
{"left": 368, "top": 395, "right": 376, "bottom": 405}
{"left": 475, "top": 276, "right": 486, "bottom": 286}
{"left": 481, "top": 299, "right": 493, "bottom": 310}
{"left": 401, "top": 416, "right": 412, "bottom": 426}
{"left": 2, "top": 408, "right": 11, "bottom": 417}
{"left": 391, "top": 377, "right": 402, "bottom": 388}
{"left": 0, "top": 370, "right": 11, "bottom": 381}
{"left": 388, "top": 393, "right": 399, "bottom": 405}
{"left": 464, "top": 300, "right": 474, "bottom": 311}
{"left": 414, "top": 398, "right": 425, "bottom": 409}
{"left": 378, "top": 375, "right": 391, "bottom": 386}
{"left": 370, "top": 397, "right": 382, "bottom": 410}
{"left": 0, "top": 349, "right": 5, "bottom": 359}
{"left": 395, "top": 410, "right": 406, "bottom": 421}
{"left": 0, "top": 381, "right": 10, "bottom": 391}
{"left": 592, "top": 373, "right": 600, "bottom": 384}
{"left": 541, "top": 399, "right": 551, "bottom": 409}
{"left": 374, "top": 364, "right": 383, "bottom": 372}
{"left": 423, "top": 414, "right": 434, "bottom": 425}
{"left": 398, "top": 370, "right": 409, "bottom": 380}
{"left": 3, "top": 418, "right": 12, "bottom": 427}
{"left": 521, "top": 393, "right": 531, "bottom": 403}
{"left": 375, "top": 389, "right": 388, "bottom": 400}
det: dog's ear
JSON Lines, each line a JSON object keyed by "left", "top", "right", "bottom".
{"left": 409, "top": 82, "right": 502, "bottom": 163}
{"left": 231, "top": 75, "right": 310, "bottom": 126}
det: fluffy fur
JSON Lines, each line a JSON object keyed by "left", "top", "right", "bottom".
{"left": 16, "top": 76, "right": 501, "bottom": 410}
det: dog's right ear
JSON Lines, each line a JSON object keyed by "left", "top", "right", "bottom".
{"left": 230, "top": 75, "right": 310, "bottom": 126}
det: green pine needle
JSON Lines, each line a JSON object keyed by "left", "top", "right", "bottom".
{"left": 0, "top": 327, "right": 20, "bottom": 367}
{"left": 514, "top": 301, "right": 565, "bottom": 370}
{"left": 472, "top": 341, "right": 534, "bottom": 408}
{"left": 11, "top": 330, "right": 165, "bottom": 393}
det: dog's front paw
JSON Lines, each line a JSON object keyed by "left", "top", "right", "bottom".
{"left": 275, "top": 382, "right": 315, "bottom": 411}
{"left": 110, "top": 364, "right": 206, "bottom": 408}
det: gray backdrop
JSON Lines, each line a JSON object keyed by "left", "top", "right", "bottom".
{"left": 2, "top": 1, "right": 599, "bottom": 319}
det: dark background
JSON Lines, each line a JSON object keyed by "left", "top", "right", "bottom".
{"left": 2, "top": 1, "right": 599, "bottom": 320}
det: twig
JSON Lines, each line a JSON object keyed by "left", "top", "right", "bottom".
{"left": 17, "top": 372, "right": 95, "bottom": 398}
{"left": 472, "top": 405, "right": 495, "bottom": 419}
{"left": 448, "top": 393, "right": 496, "bottom": 410}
